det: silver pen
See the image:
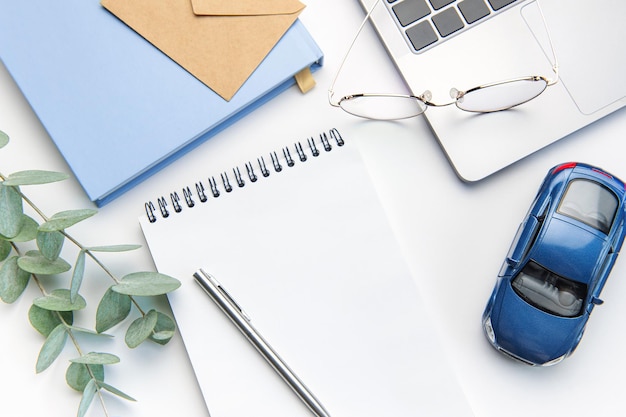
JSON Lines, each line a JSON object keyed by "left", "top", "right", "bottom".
{"left": 193, "top": 269, "right": 332, "bottom": 417}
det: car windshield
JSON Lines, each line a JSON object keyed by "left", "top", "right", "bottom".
{"left": 512, "top": 261, "right": 587, "bottom": 318}
{"left": 557, "top": 179, "right": 618, "bottom": 234}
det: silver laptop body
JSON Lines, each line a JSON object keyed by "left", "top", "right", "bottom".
{"left": 359, "top": 0, "right": 626, "bottom": 181}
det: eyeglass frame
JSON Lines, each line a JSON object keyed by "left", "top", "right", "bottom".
{"left": 328, "top": 0, "right": 560, "bottom": 118}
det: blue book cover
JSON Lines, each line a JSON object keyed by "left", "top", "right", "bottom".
{"left": 0, "top": 0, "right": 323, "bottom": 206}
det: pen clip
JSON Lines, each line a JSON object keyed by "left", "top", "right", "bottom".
{"left": 203, "top": 271, "right": 251, "bottom": 322}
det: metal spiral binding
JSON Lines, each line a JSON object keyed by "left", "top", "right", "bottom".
{"left": 258, "top": 156, "right": 270, "bottom": 177}
{"left": 295, "top": 142, "right": 307, "bottom": 162}
{"left": 144, "top": 128, "right": 344, "bottom": 223}
{"left": 183, "top": 186, "right": 195, "bottom": 208}
{"left": 233, "top": 167, "right": 245, "bottom": 187}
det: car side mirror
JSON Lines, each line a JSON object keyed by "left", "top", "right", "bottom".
{"left": 506, "top": 257, "right": 519, "bottom": 268}
{"left": 592, "top": 297, "right": 604, "bottom": 306}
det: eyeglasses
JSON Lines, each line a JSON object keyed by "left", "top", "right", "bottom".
{"left": 328, "top": 0, "right": 559, "bottom": 120}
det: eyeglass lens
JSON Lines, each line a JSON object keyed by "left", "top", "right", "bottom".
{"left": 339, "top": 94, "right": 428, "bottom": 120}
{"left": 453, "top": 77, "right": 548, "bottom": 112}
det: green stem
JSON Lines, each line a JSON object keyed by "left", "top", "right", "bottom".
{"left": 9, "top": 242, "right": 111, "bottom": 417}
{"left": 14, "top": 184, "right": 147, "bottom": 316}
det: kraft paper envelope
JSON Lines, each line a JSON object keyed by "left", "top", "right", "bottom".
{"left": 101, "top": 0, "right": 305, "bottom": 101}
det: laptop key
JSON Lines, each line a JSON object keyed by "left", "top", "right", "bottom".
{"left": 487, "top": 0, "right": 517, "bottom": 11}
{"left": 405, "top": 20, "right": 439, "bottom": 51}
{"left": 392, "top": 0, "right": 431, "bottom": 27}
{"left": 458, "top": 0, "right": 490, "bottom": 24}
{"left": 429, "top": 0, "right": 455, "bottom": 10}
{"left": 432, "top": 7, "right": 465, "bottom": 37}
{"left": 386, "top": 0, "right": 519, "bottom": 53}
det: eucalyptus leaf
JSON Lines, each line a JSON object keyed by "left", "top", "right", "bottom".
{"left": 33, "top": 289, "right": 87, "bottom": 312}
{"left": 112, "top": 272, "right": 181, "bottom": 296}
{"left": 70, "top": 352, "right": 120, "bottom": 365}
{"left": 2, "top": 170, "right": 69, "bottom": 186}
{"left": 0, "top": 256, "right": 31, "bottom": 303}
{"left": 87, "top": 244, "right": 141, "bottom": 252}
{"left": 0, "top": 129, "right": 8, "bottom": 148}
{"left": 98, "top": 381, "right": 136, "bottom": 402}
{"left": 151, "top": 331, "right": 175, "bottom": 342}
{"left": 67, "top": 325, "right": 112, "bottom": 337}
{"left": 125, "top": 309, "right": 158, "bottom": 349}
{"left": 38, "top": 209, "right": 97, "bottom": 232}
{"left": 6, "top": 215, "right": 39, "bottom": 242}
{"left": 36, "top": 323, "right": 68, "bottom": 373}
{"left": 36, "top": 230, "right": 65, "bottom": 261}
{"left": 95, "top": 287, "right": 131, "bottom": 333}
{"left": 70, "top": 250, "right": 86, "bottom": 303}
{"left": 28, "top": 304, "right": 73, "bottom": 337}
{"left": 149, "top": 311, "right": 176, "bottom": 345}
{"left": 0, "top": 239, "right": 11, "bottom": 262}
{"left": 0, "top": 184, "right": 24, "bottom": 239}
{"left": 17, "top": 250, "right": 71, "bottom": 275}
{"left": 66, "top": 363, "right": 104, "bottom": 392}
{"left": 77, "top": 378, "right": 97, "bottom": 417}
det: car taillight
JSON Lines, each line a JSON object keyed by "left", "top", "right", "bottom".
{"left": 552, "top": 162, "right": 577, "bottom": 174}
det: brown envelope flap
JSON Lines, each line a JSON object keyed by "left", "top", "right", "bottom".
{"left": 191, "top": 0, "right": 305, "bottom": 16}
{"left": 101, "top": 0, "right": 303, "bottom": 101}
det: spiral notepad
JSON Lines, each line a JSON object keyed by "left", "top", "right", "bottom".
{"left": 139, "top": 129, "right": 473, "bottom": 417}
{"left": 143, "top": 128, "right": 345, "bottom": 223}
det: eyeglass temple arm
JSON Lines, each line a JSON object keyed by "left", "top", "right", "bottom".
{"left": 329, "top": 0, "right": 560, "bottom": 102}
{"left": 328, "top": 0, "right": 382, "bottom": 106}
{"left": 535, "top": 0, "right": 559, "bottom": 85}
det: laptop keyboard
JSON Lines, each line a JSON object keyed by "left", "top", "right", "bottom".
{"left": 385, "top": 0, "right": 520, "bottom": 52}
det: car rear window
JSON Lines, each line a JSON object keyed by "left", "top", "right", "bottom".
{"left": 557, "top": 179, "right": 618, "bottom": 234}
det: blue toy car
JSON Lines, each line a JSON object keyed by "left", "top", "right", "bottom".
{"left": 483, "top": 162, "right": 626, "bottom": 366}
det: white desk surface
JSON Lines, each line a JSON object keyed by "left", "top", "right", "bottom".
{"left": 2, "top": 1, "right": 626, "bottom": 416}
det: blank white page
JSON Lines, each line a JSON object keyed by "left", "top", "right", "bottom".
{"left": 139, "top": 131, "right": 473, "bottom": 417}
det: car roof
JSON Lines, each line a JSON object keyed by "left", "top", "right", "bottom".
{"left": 531, "top": 216, "right": 606, "bottom": 285}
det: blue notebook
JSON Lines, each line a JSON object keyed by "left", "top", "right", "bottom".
{"left": 0, "top": 1, "right": 323, "bottom": 206}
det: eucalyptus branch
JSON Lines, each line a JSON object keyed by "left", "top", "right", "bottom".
{"left": 0, "top": 130, "right": 179, "bottom": 417}
{"left": 9, "top": 240, "right": 113, "bottom": 417}
{"left": 13, "top": 180, "right": 149, "bottom": 317}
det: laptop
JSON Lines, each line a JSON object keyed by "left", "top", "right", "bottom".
{"left": 358, "top": 0, "right": 626, "bottom": 181}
